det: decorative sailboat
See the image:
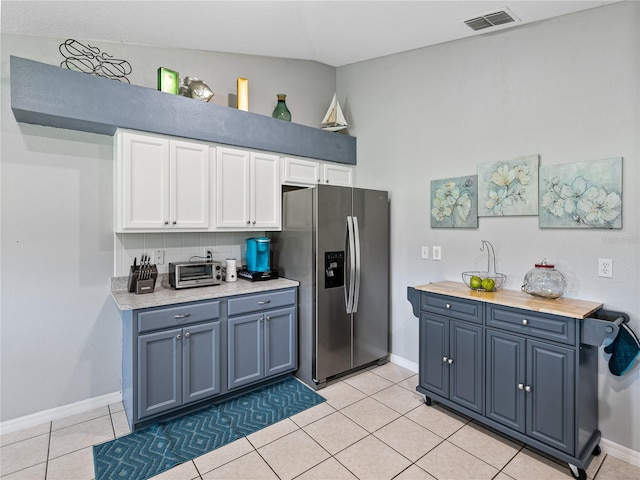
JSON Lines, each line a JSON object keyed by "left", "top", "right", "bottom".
{"left": 320, "top": 93, "right": 348, "bottom": 131}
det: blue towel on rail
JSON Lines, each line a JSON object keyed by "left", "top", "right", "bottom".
{"left": 604, "top": 323, "right": 640, "bottom": 376}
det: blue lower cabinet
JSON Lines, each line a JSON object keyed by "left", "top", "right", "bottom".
{"left": 138, "top": 320, "right": 220, "bottom": 419}
{"left": 228, "top": 305, "right": 297, "bottom": 390}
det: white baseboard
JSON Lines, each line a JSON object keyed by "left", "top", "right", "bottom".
{"left": 389, "top": 353, "right": 418, "bottom": 373}
{"left": 601, "top": 437, "right": 640, "bottom": 468}
{"left": 0, "top": 391, "right": 122, "bottom": 435}
{"left": 388, "top": 354, "right": 640, "bottom": 468}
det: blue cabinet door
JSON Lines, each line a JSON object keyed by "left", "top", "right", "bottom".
{"left": 228, "top": 314, "right": 263, "bottom": 390}
{"left": 265, "top": 307, "right": 297, "bottom": 377}
{"left": 449, "top": 319, "right": 483, "bottom": 414}
{"left": 138, "top": 328, "right": 182, "bottom": 419}
{"left": 183, "top": 321, "right": 221, "bottom": 404}
{"left": 527, "top": 339, "right": 575, "bottom": 454}
{"left": 486, "top": 329, "right": 526, "bottom": 432}
{"left": 420, "top": 313, "right": 449, "bottom": 398}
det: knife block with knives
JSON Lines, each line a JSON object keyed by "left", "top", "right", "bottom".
{"left": 127, "top": 254, "right": 158, "bottom": 294}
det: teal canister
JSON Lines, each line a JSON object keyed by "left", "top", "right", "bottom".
{"left": 246, "top": 237, "right": 271, "bottom": 272}
{"left": 272, "top": 94, "right": 291, "bottom": 121}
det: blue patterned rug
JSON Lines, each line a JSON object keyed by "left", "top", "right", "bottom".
{"left": 93, "top": 377, "right": 325, "bottom": 480}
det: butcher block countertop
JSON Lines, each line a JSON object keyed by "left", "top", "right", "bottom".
{"left": 414, "top": 281, "right": 603, "bottom": 319}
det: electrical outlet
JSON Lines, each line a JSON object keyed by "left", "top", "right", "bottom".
{"left": 154, "top": 249, "right": 165, "bottom": 265}
{"left": 598, "top": 258, "right": 613, "bottom": 278}
{"left": 421, "top": 246, "right": 429, "bottom": 259}
{"left": 433, "top": 246, "right": 442, "bottom": 261}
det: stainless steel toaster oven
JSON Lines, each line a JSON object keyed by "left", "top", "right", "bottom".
{"left": 169, "top": 261, "right": 222, "bottom": 289}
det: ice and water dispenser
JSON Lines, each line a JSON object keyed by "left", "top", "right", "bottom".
{"left": 325, "top": 251, "right": 344, "bottom": 288}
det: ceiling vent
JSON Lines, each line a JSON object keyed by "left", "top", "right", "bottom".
{"left": 464, "top": 8, "right": 519, "bottom": 31}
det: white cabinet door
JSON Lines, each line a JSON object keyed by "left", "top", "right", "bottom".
{"left": 251, "top": 152, "right": 281, "bottom": 230}
{"left": 170, "top": 140, "right": 209, "bottom": 229}
{"left": 118, "top": 131, "right": 170, "bottom": 230}
{"left": 323, "top": 163, "right": 354, "bottom": 187}
{"left": 282, "top": 156, "right": 320, "bottom": 185}
{"left": 116, "top": 130, "right": 210, "bottom": 232}
{"left": 215, "top": 147, "right": 251, "bottom": 228}
{"left": 216, "top": 147, "right": 281, "bottom": 230}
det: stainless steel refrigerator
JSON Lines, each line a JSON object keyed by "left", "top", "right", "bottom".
{"left": 269, "top": 184, "right": 389, "bottom": 389}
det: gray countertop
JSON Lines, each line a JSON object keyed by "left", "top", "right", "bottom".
{"left": 110, "top": 275, "right": 299, "bottom": 311}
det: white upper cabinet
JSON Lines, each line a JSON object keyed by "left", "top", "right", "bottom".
{"left": 115, "top": 130, "right": 209, "bottom": 232}
{"left": 322, "top": 162, "right": 354, "bottom": 187}
{"left": 282, "top": 156, "right": 321, "bottom": 185}
{"left": 282, "top": 156, "right": 354, "bottom": 187}
{"left": 216, "top": 147, "right": 281, "bottom": 230}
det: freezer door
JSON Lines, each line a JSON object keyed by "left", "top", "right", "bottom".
{"left": 314, "top": 185, "right": 353, "bottom": 382}
{"left": 352, "top": 188, "right": 389, "bottom": 367}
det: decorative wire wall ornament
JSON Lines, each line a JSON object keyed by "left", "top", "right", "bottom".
{"left": 59, "top": 39, "right": 132, "bottom": 83}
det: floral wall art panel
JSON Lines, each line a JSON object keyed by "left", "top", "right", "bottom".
{"left": 430, "top": 175, "right": 478, "bottom": 228}
{"left": 477, "top": 154, "right": 539, "bottom": 217}
{"left": 539, "top": 157, "right": 622, "bottom": 229}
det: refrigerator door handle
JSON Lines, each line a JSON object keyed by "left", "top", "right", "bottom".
{"left": 345, "top": 215, "right": 356, "bottom": 314}
{"left": 352, "top": 216, "right": 361, "bottom": 313}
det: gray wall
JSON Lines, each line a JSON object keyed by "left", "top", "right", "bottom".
{"left": 338, "top": 2, "right": 639, "bottom": 453}
{"left": 0, "top": 34, "right": 336, "bottom": 422}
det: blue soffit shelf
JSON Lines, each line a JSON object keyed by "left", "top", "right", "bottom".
{"left": 10, "top": 56, "right": 356, "bottom": 165}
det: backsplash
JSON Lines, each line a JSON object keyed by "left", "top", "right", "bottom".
{"left": 114, "top": 231, "right": 262, "bottom": 277}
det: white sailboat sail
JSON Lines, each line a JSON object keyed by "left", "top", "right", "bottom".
{"left": 321, "top": 93, "right": 348, "bottom": 131}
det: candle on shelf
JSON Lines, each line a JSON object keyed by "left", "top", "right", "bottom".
{"left": 237, "top": 77, "right": 248, "bottom": 111}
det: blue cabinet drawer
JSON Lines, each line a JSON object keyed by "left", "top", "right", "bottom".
{"left": 137, "top": 300, "right": 220, "bottom": 333}
{"left": 422, "top": 292, "right": 482, "bottom": 324}
{"left": 228, "top": 289, "right": 296, "bottom": 317}
{"left": 486, "top": 305, "right": 575, "bottom": 344}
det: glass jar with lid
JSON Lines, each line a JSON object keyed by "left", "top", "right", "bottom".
{"left": 521, "top": 259, "right": 566, "bottom": 299}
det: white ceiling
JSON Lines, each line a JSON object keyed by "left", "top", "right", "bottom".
{"left": 1, "top": 1, "right": 620, "bottom": 67}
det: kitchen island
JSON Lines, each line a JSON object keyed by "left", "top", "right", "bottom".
{"left": 112, "top": 276, "right": 299, "bottom": 431}
{"left": 408, "top": 281, "right": 626, "bottom": 480}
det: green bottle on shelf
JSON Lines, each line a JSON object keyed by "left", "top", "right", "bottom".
{"left": 272, "top": 94, "right": 291, "bottom": 121}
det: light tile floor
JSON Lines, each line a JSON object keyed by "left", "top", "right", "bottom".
{"left": 2, "top": 362, "right": 640, "bottom": 480}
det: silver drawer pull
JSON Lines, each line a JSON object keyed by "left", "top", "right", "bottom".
{"left": 174, "top": 313, "right": 191, "bottom": 319}
{"left": 517, "top": 383, "right": 524, "bottom": 390}
{"left": 442, "top": 356, "right": 449, "bottom": 363}
{"left": 445, "top": 303, "right": 451, "bottom": 309}
{"left": 258, "top": 300, "right": 271, "bottom": 305}
{"left": 524, "top": 385, "right": 532, "bottom": 392}
{"left": 522, "top": 319, "right": 529, "bottom": 325}
{"left": 266, "top": 316, "right": 271, "bottom": 321}
{"left": 447, "top": 358, "right": 454, "bottom": 365}
{"left": 185, "top": 332, "right": 190, "bottom": 338}
{"left": 177, "top": 334, "right": 181, "bottom": 339}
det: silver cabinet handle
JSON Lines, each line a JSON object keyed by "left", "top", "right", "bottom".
{"left": 522, "top": 319, "right": 529, "bottom": 325}
{"left": 246, "top": 220, "right": 251, "bottom": 224}
{"left": 164, "top": 221, "right": 169, "bottom": 225}
{"left": 172, "top": 220, "right": 177, "bottom": 225}
{"left": 266, "top": 316, "right": 271, "bottom": 321}
{"left": 524, "top": 385, "right": 532, "bottom": 392}
{"left": 258, "top": 300, "right": 271, "bottom": 305}
{"left": 174, "top": 314, "right": 191, "bottom": 319}
{"left": 260, "top": 316, "right": 264, "bottom": 322}
{"left": 185, "top": 332, "right": 190, "bottom": 338}
{"left": 445, "top": 303, "right": 451, "bottom": 309}
{"left": 177, "top": 334, "right": 181, "bottom": 339}
{"left": 517, "top": 383, "right": 524, "bottom": 390}
{"left": 442, "top": 356, "right": 449, "bottom": 363}
{"left": 447, "top": 358, "right": 454, "bottom": 364}
{"left": 252, "top": 220, "right": 256, "bottom": 224}
{"left": 326, "top": 179, "right": 329, "bottom": 183}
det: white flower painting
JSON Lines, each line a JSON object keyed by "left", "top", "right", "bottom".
{"left": 539, "top": 157, "right": 622, "bottom": 229}
{"left": 478, "top": 155, "right": 539, "bottom": 217}
{"left": 431, "top": 175, "right": 478, "bottom": 228}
